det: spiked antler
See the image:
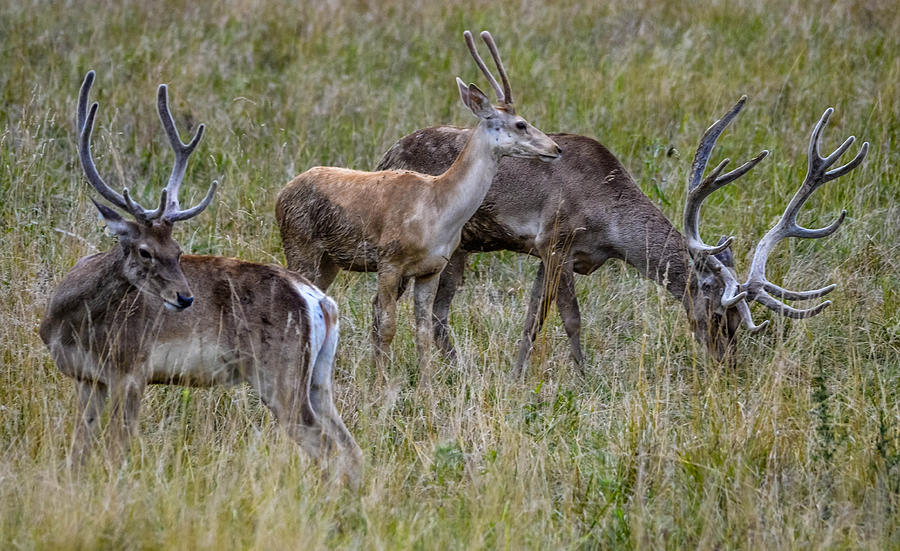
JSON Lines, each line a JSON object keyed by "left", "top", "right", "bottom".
{"left": 479, "top": 31, "right": 513, "bottom": 107}
{"left": 77, "top": 71, "right": 167, "bottom": 222}
{"left": 741, "top": 108, "right": 868, "bottom": 318}
{"left": 463, "top": 30, "right": 514, "bottom": 109}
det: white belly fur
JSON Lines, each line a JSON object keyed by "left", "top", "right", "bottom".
{"left": 147, "top": 339, "right": 237, "bottom": 386}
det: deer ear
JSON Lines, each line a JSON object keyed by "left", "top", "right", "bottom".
{"left": 713, "top": 235, "right": 735, "bottom": 267}
{"left": 91, "top": 199, "right": 137, "bottom": 239}
{"left": 456, "top": 78, "right": 495, "bottom": 119}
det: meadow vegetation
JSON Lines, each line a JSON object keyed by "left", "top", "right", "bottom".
{"left": 1, "top": 0, "right": 898, "bottom": 548}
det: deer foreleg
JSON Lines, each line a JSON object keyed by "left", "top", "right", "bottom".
{"left": 107, "top": 377, "right": 144, "bottom": 459}
{"left": 414, "top": 271, "right": 442, "bottom": 385}
{"left": 555, "top": 262, "right": 585, "bottom": 373}
{"left": 71, "top": 380, "right": 108, "bottom": 466}
{"left": 372, "top": 268, "right": 403, "bottom": 379}
{"left": 513, "top": 261, "right": 555, "bottom": 377}
{"left": 432, "top": 249, "right": 467, "bottom": 362}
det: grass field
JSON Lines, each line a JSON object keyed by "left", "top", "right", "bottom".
{"left": 2, "top": 0, "right": 899, "bottom": 548}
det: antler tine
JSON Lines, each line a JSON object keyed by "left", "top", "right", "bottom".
{"left": 157, "top": 83, "right": 205, "bottom": 215}
{"left": 124, "top": 188, "right": 167, "bottom": 222}
{"left": 463, "top": 30, "right": 505, "bottom": 103}
{"left": 164, "top": 180, "right": 218, "bottom": 222}
{"left": 742, "top": 107, "right": 867, "bottom": 319}
{"left": 764, "top": 281, "right": 835, "bottom": 301}
{"left": 77, "top": 70, "right": 94, "bottom": 135}
{"left": 733, "top": 299, "right": 770, "bottom": 333}
{"left": 684, "top": 95, "right": 768, "bottom": 257}
{"left": 480, "top": 31, "right": 513, "bottom": 106}
{"left": 753, "top": 291, "right": 832, "bottom": 319}
{"left": 77, "top": 71, "right": 157, "bottom": 222}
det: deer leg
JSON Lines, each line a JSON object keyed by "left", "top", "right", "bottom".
{"left": 71, "top": 380, "right": 108, "bottom": 466}
{"left": 107, "top": 377, "right": 144, "bottom": 460}
{"left": 555, "top": 261, "right": 585, "bottom": 373}
{"left": 413, "top": 271, "right": 442, "bottom": 385}
{"left": 313, "top": 254, "right": 340, "bottom": 291}
{"left": 262, "top": 388, "right": 335, "bottom": 476}
{"left": 432, "top": 248, "right": 467, "bottom": 362}
{"left": 256, "top": 363, "right": 361, "bottom": 489}
{"left": 396, "top": 276, "right": 411, "bottom": 299}
{"left": 306, "top": 305, "right": 363, "bottom": 488}
{"left": 283, "top": 245, "right": 338, "bottom": 291}
{"left": 372, "top": 268, "right": 403, "bottom": 379}
{"left": 513, "top": 261, "right": 555, "bottom": 378}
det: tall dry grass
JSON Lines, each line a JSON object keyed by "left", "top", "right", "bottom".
{"left": 1, "top": 0, "right": 898, "bottom": 548}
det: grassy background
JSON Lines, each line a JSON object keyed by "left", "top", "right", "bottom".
{"left": 2, "top": 0, "right": 899, "bottom": 548}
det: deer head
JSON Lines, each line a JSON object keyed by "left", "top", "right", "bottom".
{"left": 683, "top": 96, "right": 868, "bottom": 361}
{"left": 457, "top": 31, "right": 561, "bottom": 161}
{"left": 76, "top": 70, "right": 218, "bottom": 311}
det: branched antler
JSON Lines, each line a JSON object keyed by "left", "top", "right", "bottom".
{"left": 685, "top": 96, "right": 868, "bottom": 331}
{"left": 156, "top": 84, "right": 216, "bottom": 220}
{"left": 75, "top": 70, "right": 217, "bottom": 225}
{"left": 684, "top": 96, "right": 769, "bottom": 332}
{"left": 742, "top": 108, "right": 868, "bottom": 318}
{"left": 77, "top": 71, "right": 164, "bottom": 222}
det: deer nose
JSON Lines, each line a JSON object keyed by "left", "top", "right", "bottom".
{"left": 176, "top": 293, "right": 194, "bottom": 309}
{"left": 555, "top": 145, "right": 563, "bottom": 155}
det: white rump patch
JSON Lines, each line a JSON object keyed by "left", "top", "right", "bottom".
{"left": 291, "top": 281, "right": 338, "bottom": 419}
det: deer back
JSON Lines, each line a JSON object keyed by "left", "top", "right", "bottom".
{"left": 41, "top": 251, "right": 329, "bottom": 387}
{"left": 376, "top": 126, "right": 688, "bottom": 281}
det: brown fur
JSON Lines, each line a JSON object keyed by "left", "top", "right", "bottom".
{"left": 377, "top": 127, "right": 738, "bottom": 375}
{"left": 40, "top": 246, "right": 362, "bottom": 485}
{"left": 277, "top": 101, "right": 560, "bottom": 379}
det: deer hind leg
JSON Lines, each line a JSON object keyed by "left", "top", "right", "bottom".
{"left": 257, "top": 297, "right": 362, "bottom": 488}
{"left": 283, "top": 242, "right": 338, "bottom": 291}
{"left": 413, "top": 271, "right": 442, "bottom": 385}
{"left": 371, "top": 267, "right": 403, "bottom": 379}
{"left": 432, "top": 248, "right": 467, "bottom": 362}
{"left": 308, "top": 297, "right": 363, "bottom": 488}
{"left": 555, "top": 261, "right": 585, "bottom": 374}
{"left": 249, "top": 364, "right": 327, "bottom": 475}
{"left": 71, "top": 380, "right": 108, "bottom": 466}
{"left": 312, "top": 254, "right": 340, "bottom": 291}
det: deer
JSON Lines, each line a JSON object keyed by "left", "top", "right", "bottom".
{"left": 39, "top": 71, "right": 362, "bottom": 486}
{"left": 275, "top": 31, "right": 561, "bottom": 381}
{"left": 377, "top": 95, "right": 867, "bottom": 376}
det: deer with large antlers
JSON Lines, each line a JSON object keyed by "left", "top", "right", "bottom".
{"left": 377, "top": 96, "right": 867, "bottom": 375}
{"left": 276, "top": 31, "right": 561, "bottom": 380}
{"left": 39, "top": 71, "right": 362, "bottom": 485}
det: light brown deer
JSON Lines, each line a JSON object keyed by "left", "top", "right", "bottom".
{"left": 40, "top": 71, "right": 362, "bottom": 485}
{"left": 377, "top": 96, "right": 867, "bottom": 376}
{"left": 276, "top": 31, "right": 561, "bottom": 380}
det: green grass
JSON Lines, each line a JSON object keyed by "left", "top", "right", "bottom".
{"left": 2, "top": 0, "right": 899, "bottom": 548}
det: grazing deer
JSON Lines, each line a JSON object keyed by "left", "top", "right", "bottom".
{"left": 377, "top": 96, "right": 867, "bottom": 376}
{"left": 276, "top": 31, "right": 561, "bottom": 380}
{"left": 39, "top": 71, "right": 362, "bottom": 485}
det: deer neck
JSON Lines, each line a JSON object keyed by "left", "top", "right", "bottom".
{"left": 429, "top": 122, "right": 501, "bottom": 235}
{"left": 615, "top": 206, "right": 693, "bottom": 305}
{"left": 50, "top": 247, "right": 141, "bottom": 328}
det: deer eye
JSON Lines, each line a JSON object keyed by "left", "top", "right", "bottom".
{"left": 138, "top": 247, "right": 153, "bottom": 260}
{"left": 516, "top": 121, "right": 527, "bottom": 130}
